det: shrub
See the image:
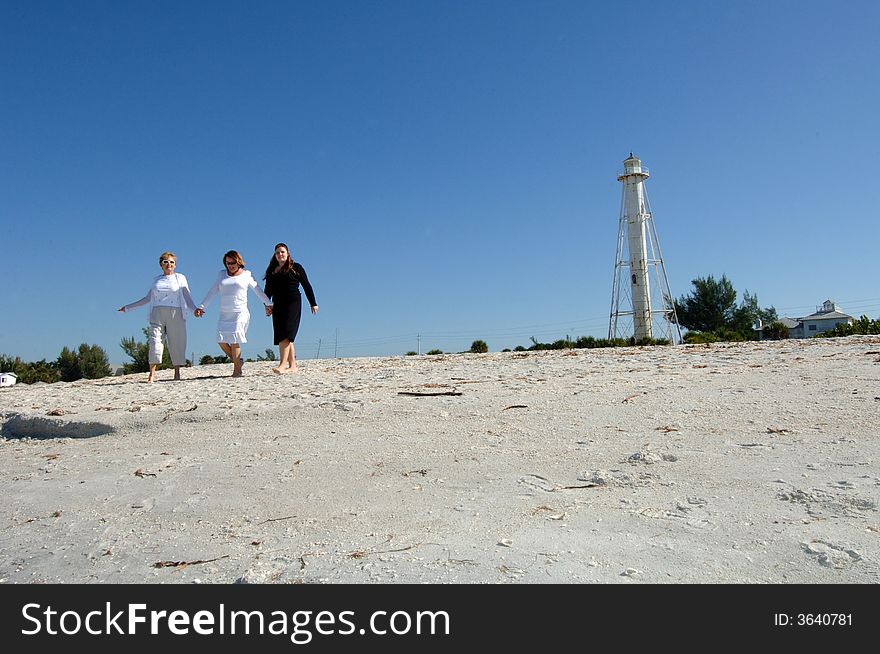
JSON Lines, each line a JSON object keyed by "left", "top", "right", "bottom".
{"left": 77, "top": 344, "right": 112, "bottom": 379}
{"left": 762, "top": 321, "right": 790, "bottom": 340}
{"left": 199, "top": 355, "right": 230, "bottom": 365}
{"left": 0, "top": 354, "right": 59, "bottom": 384}
{"left": 683, "top": 331, "right": 720, "bottom": 344}
{"left": 817, "top": 315, "right": 880, "bottom": 337}
{"left": 256, "top": 348, "right": 277, "bottom": 361}
{"left": 470, "top": 340, "right": 488, "bottom": 353}
{"left": 56, "top": 344, "right": 111, "bottom": 381}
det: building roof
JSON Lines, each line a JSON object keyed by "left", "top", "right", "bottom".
{"left": 0, "top": 372, "right": 17, "bottom": 378}
{"left": 800, "top": 310, "right": 853, "bottom": 321}
{"left": 779, "top": 317, "right": 800, "bottom": 328}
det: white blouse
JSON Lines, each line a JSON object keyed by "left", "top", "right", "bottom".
{"left": 123, "top": 273, "right": 196, "bottom": 318}
{"left": 198, "top": 269, "right": 272, "bottom": 313}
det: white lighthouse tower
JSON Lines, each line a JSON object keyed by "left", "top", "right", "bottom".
{"left": 608, "top": 154, "right": 681, "bottom": 344}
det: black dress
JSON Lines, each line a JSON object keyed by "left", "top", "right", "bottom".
{"left": 264, "top": 262, "right": 317, "bottom": 345}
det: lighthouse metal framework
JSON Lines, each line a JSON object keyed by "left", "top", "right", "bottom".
{"left": 608, "top": 154, "right": 681, "bottom": 344}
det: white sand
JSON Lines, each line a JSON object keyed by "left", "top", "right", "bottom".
{"left": 1, "top": 336, "right": 878, "bottom": 583}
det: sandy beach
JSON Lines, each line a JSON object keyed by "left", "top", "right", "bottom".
{"left": 1, "top": 336, "right": 877, "bottom": 584}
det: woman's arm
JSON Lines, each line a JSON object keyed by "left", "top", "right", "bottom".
{"left": 118, "top": 289, "right": 152, "bottom": 312}
{"left": 263, "top": 274, "right": 274, "bottom": 302}
{"left": 177, "top": 274, "right": 197, "bottom": 312}
{"left": 197, "top": 272, "right": 222, "bottom": 310}
{"left": 297, "top": 264, "right": 318, "bottom": 309}
{"left": 247, "top": 273, "right": 273, "bottom": 306}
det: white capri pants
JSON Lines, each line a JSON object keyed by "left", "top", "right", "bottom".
{"left": 148, "top": 306, "right": 187, "bottom": 366}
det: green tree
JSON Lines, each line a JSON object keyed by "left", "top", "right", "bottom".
{"left": 676, "top": 275, "right": 776, "bottom": 341}
{"left": 762, "top": 321, "right": 790, "bottom": 340}
{"left": 470, "top": 340, "right": 488, "bottom": 353}
{"left": 426, "top": 349, "right": 443, "bottom": 355}
{"left": 78, "top": 343, "right": 112, "bottom": 379}
{"left": 56, "top": 344, "right": 111, "bottom": 381}
{"left": 731, "top": 290, "right": 778, "bottom": 336}
{"left": 256, "top": 348, "right": 277, "bottom": 361}
{"left": 56, "top": 346, "right": 81, "bottom": 382}
{"left": 19, "top": 360, "right": 59, "bottom": 384}
{"left": 674, "top": 275, "right": 738, "bottom": 333}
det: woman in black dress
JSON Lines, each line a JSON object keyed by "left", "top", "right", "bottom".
{"left": 263, "top": 243, "right": 318, "bottom": 373}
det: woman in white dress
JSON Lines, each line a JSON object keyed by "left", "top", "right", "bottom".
{"left": 195, "top": 250, "right": 273, "bottom": 377}
{"left": 118, "top": 251, "right": 197, "bottom": 383}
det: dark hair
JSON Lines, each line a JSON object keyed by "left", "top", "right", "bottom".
{"left": 264, "top": 242, "right": 297, "bottom": 280}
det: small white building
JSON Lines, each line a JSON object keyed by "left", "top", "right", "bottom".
{"left": 801, "top": 300, "right": 854, "bottom": 336}
{"left": 784, "top": 300, "right": 853, "bottom": 339}
{"left": 0, "top": 372, "right": 18, "bottom": 387}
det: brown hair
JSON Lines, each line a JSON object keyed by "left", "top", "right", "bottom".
{"left": 264, "top": 242, "right": 297, "bottom": 280}
{"left": 223, "top": 250, "right": 245, "bottom": 268}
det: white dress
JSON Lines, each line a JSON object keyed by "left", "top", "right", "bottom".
{"left": 198, "top": 270, "right": 272, "bottom": 344}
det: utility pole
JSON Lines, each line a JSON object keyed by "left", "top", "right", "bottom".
{"left": 334, "top": 328, "right": 338, "bottom": 358}
{"left": 417, "top": 334, "right": 421, "bottom": 355}
{"left": 315, "top": 338, "right": 322, "bottom": 359}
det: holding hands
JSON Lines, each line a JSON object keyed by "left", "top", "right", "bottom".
{"left": 194, "top": 308, "right": 205, "bottom": 318}
{"left": 265, "top": 305, "right": 273, "bottom": 317}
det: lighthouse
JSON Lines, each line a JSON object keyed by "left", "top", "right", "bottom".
{"left": 608, "top": 154, "right": 681, "bottom": 343}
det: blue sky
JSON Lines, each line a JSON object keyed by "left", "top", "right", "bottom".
{"left": 2, "top": 0, "right": 878, "bottom": 363}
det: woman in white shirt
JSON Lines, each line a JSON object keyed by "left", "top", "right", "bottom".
{"left": 118, "top": 251, "right": 197, "bottom": 382}
{"left": 195, "top": 250, "right": 272, "bottom": 377}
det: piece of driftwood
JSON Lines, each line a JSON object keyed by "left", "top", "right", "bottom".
{"left": 348, "top": 544, "right": 418, "bottom": 559}
{"left": 23, "top": 511, "right": 62, "bottom": 524}
{"left": 154, "top": 555, "right": 230, "bottom": 569}
{"left": 398, "top": 391, "right": 463, "bottom": 397}
{"left": 555, "top": 482, "right": 603, "bottom": 490}
{"left": 403, "top": 469, "right": 428, "bottom": 477}
{"left": 259, "top": 515, "right": 296, "bottom": 524}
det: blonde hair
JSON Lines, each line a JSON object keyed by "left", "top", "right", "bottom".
{"left": 158, "top": 251, "right": 176, "bottom": 264}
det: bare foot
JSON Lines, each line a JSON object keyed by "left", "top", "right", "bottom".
{"left": 146, "top": 374, "right": 155, "bottom": 383}
{"left": 272, "top": 366, "right": 285, "bottom": 374}
{"left": 173, "top": 374, "right": 181, "bottom": 381}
